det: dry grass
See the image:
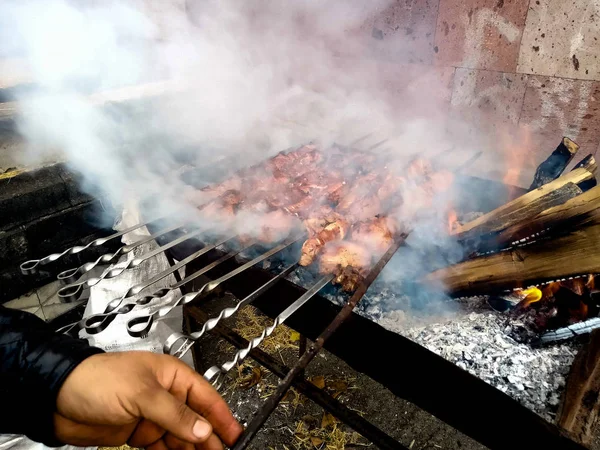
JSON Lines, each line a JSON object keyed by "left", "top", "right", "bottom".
{"left": 293, "top": 418, "right": 366, "bottom": 450}
{"left": 231, "top": 305, "right": 299, "bottom": 355}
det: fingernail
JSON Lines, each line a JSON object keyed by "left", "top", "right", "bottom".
{"left": 193, "top": 419, "right": 212, "bottom": 439}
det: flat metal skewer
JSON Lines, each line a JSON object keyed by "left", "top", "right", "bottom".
{"left": 57, "top": 226, "right": 207, "bottom": 302}
{"left": 203, "top": 273, "right": 334, "bottom": 386}
{"left": 79, "top": 234, "right": 237, "bottom": 334}
{"left": 19, "top": 217, "right": 171, "bottom": 275}
{"left": 164, "top": 263, "right": 299, "bottom": 358}
{"left": 55, "top": 221, "right": 193, "bottom": 284}
{"left": 159, "top": 236, "right": 302, "bottom": 354}
{"left": 54, "top": 242, "right": 252, "bottom": 337}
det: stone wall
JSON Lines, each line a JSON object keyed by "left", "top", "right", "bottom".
{"left": 351, "top": 0, "right": 600, "bottom": 187}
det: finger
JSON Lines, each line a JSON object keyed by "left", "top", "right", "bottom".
{"left": 164, "top": 432, "right": 196, "bottom": 450}
{"left": 53, "top": 414, "right": 132, "bottom": 447}
{"left": 137, "top": 387, "right": 214, "bottom": 444}
{"left": 179, "top": 368, "right": 243, "bottom": 446}
{"left": 147, "top": 438, "right": 170, "bottom": 450}
{"left": 196, "top": 433, "right": 224, "bottom": 450}
{"left": 128, "top": 419, "right": 165, "bottom": 448}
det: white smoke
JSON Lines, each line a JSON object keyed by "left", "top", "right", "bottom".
{"left": 1, "top": 0, "right": 484, "bottom": 312}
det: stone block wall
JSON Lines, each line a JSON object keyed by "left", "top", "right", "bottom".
{"left": 351, "top": 0, "right": 600, "bottom": 187}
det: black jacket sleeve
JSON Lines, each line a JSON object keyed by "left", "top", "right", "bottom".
{"left": 0, "top": 305, "right": 104, "bottom": 446}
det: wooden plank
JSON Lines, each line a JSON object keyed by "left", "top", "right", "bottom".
{"left": 425, "top": 222, "right": 600, "bottom": 295}
{"left": 453, "top": 168, "right": 593, "bottom": 242}
{"left": 557, "top": 329, "right": 600, "bottom": 446}
{"left": 529, "top": 137, "right": 580, "bottom": 190}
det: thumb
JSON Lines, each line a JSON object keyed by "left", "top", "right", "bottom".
{"left": 136, "top": 388, "right": 213, "bottom": 443}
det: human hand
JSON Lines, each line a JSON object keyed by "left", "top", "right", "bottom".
{"left": 53, "top": 351, "right": 243, "bottom": 450}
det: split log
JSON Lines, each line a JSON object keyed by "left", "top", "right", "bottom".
{"left": 529, "top": 137, "right": 579, "bottom": 190}
{"left": 493, "top": 185, "right": 600, "bottom": 248}
{"left": 424, "top": 222, "right": 600, "bottom": 296}
{"left": 556, "top": 329, "right": 600, "bottom": 446}
{"left": 574, "top": 154, "right": 598, "bottom": 174}
{"left": 453, "top": 167, "right": 593, "bottom": 243}
{"left": 572, "top": 155, "right": 598, "bottom": 192}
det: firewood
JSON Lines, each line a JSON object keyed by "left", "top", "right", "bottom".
{"left": 556, "top": 328, "right": 600, "bottom": 446}
{"left": 492, "top": 185, "right": 600, "bottom": 248}
{"left": 424, "top": 222, "right": 600, "bottom": 295}
{"left": 453, "top": 168, "right": 593, "bottom": 243}
{"left": 529, "top": 137, "right": 579, "bottom": 190}
{"left": 574, "top": 154, "right": 597, "bottom": 174}
{"left": 572, "top": 154, "right": 598, "bottom": 192}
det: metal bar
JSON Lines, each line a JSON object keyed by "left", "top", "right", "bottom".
{"left": 185, "top": 307, "right": 408, "bottom": 450}
{"left": 57, "top": 226, "right": 206, "bottom": 302}
{"left": 203, "top": 274, "right": 333, "bottom": 385}
{"left": 298, "top": 334, "right": 307, "bottom": 379}
{"left": 19, "top": 216, "right": 170, "bottom": 275}
{"left": 164, "top": 251, "right": 183, "bottom": 284}
{"left": 231, "top": 237, "right": 405, "bottom": 450}
{"left": 164, "top": 263, "right": 299, "bottom": 358}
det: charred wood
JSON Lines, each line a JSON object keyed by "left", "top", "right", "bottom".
{"left": 491, "top": 185, "right": 600, "bottom": 249}
{"left": 425, "top": 222, "right": 600, "bottom": 296}
{"left": 529, "top": 137, "right": 579, "bottom": 190}
{"left": 556, "top": 329, "right": 600, "bottom": 446}
{"left": 534, "top": 318, "right": 600, "bottom": 347}
{"left": 454, "top": 176, "right": 585, "bottom": 246}
{"left": 572, "top": 155, "right": 598, "bottom": 192}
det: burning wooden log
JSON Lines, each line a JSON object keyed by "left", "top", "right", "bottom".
{"left": 453, "top": 167, "right": 594, "bottom": 245}
{"left": 556, "top": 329, "right": 600, "bottom": 446}
{"left": 424, "top": 222, "right": 600, "bottom": 296}
{"left": 529, "top": 137, "right": 579, "bottom": 190}
{"left": 572, "top": 155, "right": 598, "bottom": 192}
{"left": 493, "top": 185, "right": 600, "bottom": 248}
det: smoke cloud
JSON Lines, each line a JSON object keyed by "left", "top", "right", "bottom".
{"left": 1, "top": 0, "right": 487, "bottom": 313}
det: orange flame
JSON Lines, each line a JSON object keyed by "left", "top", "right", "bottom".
{"left": 500, "top": 126, "right": 533, "bottom": 192}
{"left": 447, "top": 209, "right": 459, "bottom": 233}
{"left": 517, "top": 287, "right": 543, "bottom": 309}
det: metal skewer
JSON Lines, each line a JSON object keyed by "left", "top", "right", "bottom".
{"left": 56, "top": 221, "right": 191, "bottom": 284}
{"left": 230, "top": 237, "right": 405, "bottom": 450}
{"left": 203, "top": 273, "right": 334, "bottom": 386}
{"left": 57, "top": 226, "right": 207, "bottom": 302}
{"left": 79, "top": 234, "right": 237, "bottom": 334}
{"left": 19, "top": 217, "right": 171, "bottom": 275}
{"left": 55, "top": 242, "right": 251, "bottom": 337}
{"left": 164, "top": 263, "right": 298, "bottom": 358}
{"left": 158, "top": 237, "right": 302, "bottom": 353}
{"left": 125, "top": 245, "right": 270, "bottom": 339}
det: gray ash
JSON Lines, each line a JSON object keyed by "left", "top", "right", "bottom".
{"left": 280, "top": 266, "right": 582, "bottom": 421}
{"left": 377, "top": 299, "right": 581, "bottom": 422}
